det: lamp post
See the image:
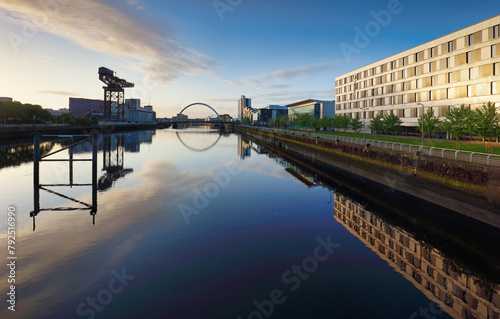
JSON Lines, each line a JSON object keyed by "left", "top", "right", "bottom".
{"left": 417, "top": 103, "right": 424, "bottom": 147}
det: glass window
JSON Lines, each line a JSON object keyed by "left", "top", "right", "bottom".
{"left": 492, "top": 45, "right": 497, "bottom": 58}
{"left": 430, "top": 47, "right": 435, "bottom": 58}
{"left": 429, "top": 62, "right": 433, "bottom": 72}
{"left": 381, "top": 65, "right": 385, "bottom": 72}
{"left": 466, "top": 51, "right": 471, "bottom": 63}
{"left": 446, "top": 57, "right": 450, "bottom": 68}
{"left": 467, "top": 85, "right": 472, "bottom": 97}
{"left": 448, "top": 41, "right": 453, "bottom": 52}
{"left": 448, "top": 72, "right": 452, "bottom": 83}
{"left": 468, "top": 34, "right": 473, "bottom": 46}
{"left": 391, "top": 61, "right": 395, "bottom": 70}
{"left": 431, "top": 76, "right": 435, "bottom": 86}
{"left": 403, "top": 57, "right": 407, "bottom": 66}
{"left": 492, "top": 82, "right": 497, "bottom": 95}
{"left": 414, "top": 66, "right": 418, "bottom": 76}
{"left": 402, "top": 70, "right": 405, "bottom": 79}
{"left": 415, "top": 53, "right": 419, "bottom": 62}
{"left": 494, "top": 25, "right": 499, "bottom": 39}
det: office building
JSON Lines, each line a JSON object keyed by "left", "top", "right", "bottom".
{"left": 69, "top": 98, "right": 104, "bottom": 117}
{"left": 335, "top": 15, "right": 500, "bottom": 132}
{"left": 286, "top": 99, "right": 335, "bottom": 118}
{"left": 238, "top": 95, "right": 253, "bottom": 121}
{"left": 250, "top": 105, "right": 288, "bottom": 123}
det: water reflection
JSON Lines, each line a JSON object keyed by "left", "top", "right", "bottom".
{"left": 175, "top": 129, "right": 223, "bottom": 152}
{"left": 0, "top": 139, "right": 55, "bottom": 169}
{"left": 335, "top": 193, "right": 500, "bottom": 319}
{"left": 30, "top": 131, "right": 155, "bottom": 230}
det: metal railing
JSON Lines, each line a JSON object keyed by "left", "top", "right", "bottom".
{"left": 241, "top": 126, "right": 500, "bottom": 166}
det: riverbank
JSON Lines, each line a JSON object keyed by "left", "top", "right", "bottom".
{"left": 236, "top": 126, "right": 500, "bottom": 228}
{"left": 0, "top": 122, "right": 164, "bottom": 141}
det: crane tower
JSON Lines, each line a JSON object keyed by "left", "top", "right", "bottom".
{"left": 98, "top": 67, "right": 134, "bottom": 121}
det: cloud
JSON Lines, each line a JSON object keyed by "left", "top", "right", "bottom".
{"left": 243, "top": 62, "right": 341, "bottom": 90}
{"left": 39, "top": 90, "right": 80, "bottom": 96}
{"left": 0, "top": 0, "right": 214, "bottom": 85}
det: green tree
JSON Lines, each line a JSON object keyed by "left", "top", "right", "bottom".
{"left": 368, "top": 114, "right": 384, "bottom": 134}
{"left": 242, "top": 117, "right": 251, "bottom": 125}
{"left": 417, "top": 109, "right": 441, "bottom": 143}
{"left": 350, "top": 116, "right": 363, "bottom": 133}
{"left": 382, "top": 113, "right": 403, "bottom": 136}
{"left": 473, "top": 102, "right": 500, "bottom": 153}
{"left": 439, "top": 105, "right": 472, "bottom": 150}
{"left": 333, "top": 115, "right": 350, "bottom": 132}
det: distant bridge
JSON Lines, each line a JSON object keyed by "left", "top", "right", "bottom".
{"left": 172, "top": 103, "right": 225, "bottom": 129}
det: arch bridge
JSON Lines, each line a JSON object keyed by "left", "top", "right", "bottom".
{"left": 172, "top": 103, "right": 225, "bottom": 129}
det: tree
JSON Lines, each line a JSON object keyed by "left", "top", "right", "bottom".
{"left": 382, "top": 113, "right": 403, "bottom": 136}
{"left": 439, "top": 105, "right": 472, "bottom": 150}
{"left": 472, "top": 102, "right": 500, "bottom": 153}
{"left": 242, "top": 117, "right": 251, "bottom": 125}
{"left": 350, "top": 116, "right": 363, "bottom": 133}
{"left": 333, "top": 115, "right": 350, "bottom": 132}
{"left": 368, "top": 114, "right": 384, "bottom": 134}
{"left": 417, "top": 109, "right": 441, "bottom": 143}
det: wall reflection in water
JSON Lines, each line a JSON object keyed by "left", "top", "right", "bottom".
{"left": 335, "top": 193, "right": 500, "bottom": 319}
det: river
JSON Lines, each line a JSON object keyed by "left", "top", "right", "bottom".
{"left": 0, "top": 128, "right": 498, "bottom": 319}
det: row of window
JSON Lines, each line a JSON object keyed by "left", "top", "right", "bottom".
{"left": 337, "top": 24, "right": 500, "bottom": 87}
{"left": 336, "top": 82, "right": 498, "bottom": 109}
{"left": 337, "top": 55, "right": 499, "bottom": 96}
{"left": 337, "top": 63, "right": 500, "bottom": 102}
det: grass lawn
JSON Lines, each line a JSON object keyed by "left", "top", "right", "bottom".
{"left": 278, "top": 128, "right": 500, "bottom": 155}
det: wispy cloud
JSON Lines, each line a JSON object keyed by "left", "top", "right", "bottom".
{"left": 243, "top": 62, "right": 341, "bottom": 90}
{"left": 0, "top": 0, "right": 214, "bottom": 85}
{"left": 38, "top": 90, "right": 80, "bottom": 96}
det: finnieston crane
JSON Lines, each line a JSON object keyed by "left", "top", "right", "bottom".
{"left": 98, "top": 67, "right": 134, "bottom": 122}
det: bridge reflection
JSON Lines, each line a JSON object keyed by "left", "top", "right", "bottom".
{"left": 175, "top": 129, "right": 226, "bottom": 152}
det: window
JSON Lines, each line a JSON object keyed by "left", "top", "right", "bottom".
{"left": 391, "top": 61, "right": 395, "bottom": 70}
{"left": 429, "top": 91, "right": 432, "bottom": 101}
{"left": 466, "top": 51, "right": 471, "bottom": 63}
{"left": 430, "top": 47, "right": 435, "bottom": 58}
{"left": 492, "top": 82, "right": 497, "bottom": 95}
{"left": 495, "top": 63, "right": 499, "bottom": 76}
{"left": 381, "top": 65, "right": 385, "bottom": 72}
{"left": 372, "top": 67, "right": 375, "bottom": 76}
{"left": 414, "top": 66, "right": 418, "bottom": 76}
{"left": 431, "top": 76, "right": 435, "bottom": 86}
{"left": 371, "top": 78, "right": 374, "bottom": 86}
{"left": 403, "top": 82, "right": 407, "bottom": 91}
{"left": 446, "top": 57, "right": 450, "bottom": 68}
{"left": 468, "top": 34, "right": 473, "bottom": 46}
{"left": 467, "top": 85, "right": 472, "bottom": 97}
{"left": 415, "top": 79, "right": 419, "bottom": 89}
{"left": 448, "top": 72, "right": 452, "bottom": 83}
{"left": 448, "top": 41, "right": 453, "bottom": 52}
{"left": 494, "top": 25, "right": 499, "bottom": 39}
{"left": 403, "top": 57, "right": 407, "bottom": 66}
{"left": 492, "top": 45, "right": 497, "bottom": 58}
{"left": 390, "top": 73, "right": 394, "bottom": 81}
{"left": 429, "top": 62, "right": 433, "bottom": 72}
{"left": 469, "top": 68, "right": 473, "bottom": 80}
{"left": 415, "top": 53, "right": 419, "bottom": 62}
{"left": 380, "top": 76, "right": 384, "bottom": 84}
{"left": 364, "top": 70, "right": 367, "bottom": 78}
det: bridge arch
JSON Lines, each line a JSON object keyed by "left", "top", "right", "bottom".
{"left": 175, "top": 103, "right": 222, "bottom": 122}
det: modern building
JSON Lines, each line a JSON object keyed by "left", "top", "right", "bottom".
{"left": 250, "top": 105, "right": 288, "bottom": 123}
{"left": 335, "top": 15, "right": 500, "bottom": 132}
{"left": 238, "top": 95, "right": 253, "bottom": 121}
{"left": 0, "top": 97, "right": 13, "bottom": 102}
{"left": 122, "top": 99, "right": 156, "bottom": 123}
{"left": 45, "top": 108, "right": 70, "bottom": 116}
{"left": 219, "top": 114, "right": 233, "bottom": 122}
{"left": 286, "top": 99, "right": 335, "bottom": 118}
{"left": 69, "top": 98, "right": 104, "bottom": 117}
{"left": 334, "top": 193, "right": 500, "bottom": 319}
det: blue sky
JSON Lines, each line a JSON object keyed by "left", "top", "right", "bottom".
{"left": 0, "top": 0, "right": 499, "bottom": 118}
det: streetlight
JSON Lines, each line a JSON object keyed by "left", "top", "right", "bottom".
{"left": 417, "top": 103, "right": 424, "bottom": 147}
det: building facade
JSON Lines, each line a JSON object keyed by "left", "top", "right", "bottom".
{"left": 335, "top": 16, "right": 500, "bottom": 132}
{"left": 250, "top": 105, "right": 288, "bottom": 123}
{"left": 69, "top": 98, "right": 104, "bottom": 117}
{"left": 0, "top": 97, "right": 13, "bottom": 102}
{"left": 286, "top": 99, "right": 335, "bottom": 119}
{"left": 238, "top": 95, "right": 253, "bottom": 121}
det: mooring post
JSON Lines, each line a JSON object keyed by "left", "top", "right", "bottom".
{"left": 91, "top": 133, "right": 98, "bottom": 223}
{"left": 32, "top": 132, "right": 40, "bottom": 231}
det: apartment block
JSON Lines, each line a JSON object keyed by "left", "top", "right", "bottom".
{"left": 335, "top": 15, "right": 500, "bottom": 131}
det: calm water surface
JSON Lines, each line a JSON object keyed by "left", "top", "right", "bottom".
{"left": 0, "top": 128, "right": 498, "bottom": 319}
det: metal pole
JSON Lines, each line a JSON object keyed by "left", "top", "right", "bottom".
{"left": 91, "top": 133, "right": 98, "bottom": 224}
{"left": 32, "top": 133, "right": 40, "bottom": 231}
{"left": 418, "top": 103, "right": 424, "bottom": 147}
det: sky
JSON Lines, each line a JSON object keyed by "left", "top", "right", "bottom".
{"left": 0, "top": 0, "right": 499, "bottom": 118}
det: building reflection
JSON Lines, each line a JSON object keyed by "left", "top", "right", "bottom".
{"left": 334, "top": 193, "right": 500, "bottom": 319}
{"left": 238, "top": 135, "right": 251, "bottom": 159}
{"left": 30, "top": 131, "right": 155, "bottom": 229}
